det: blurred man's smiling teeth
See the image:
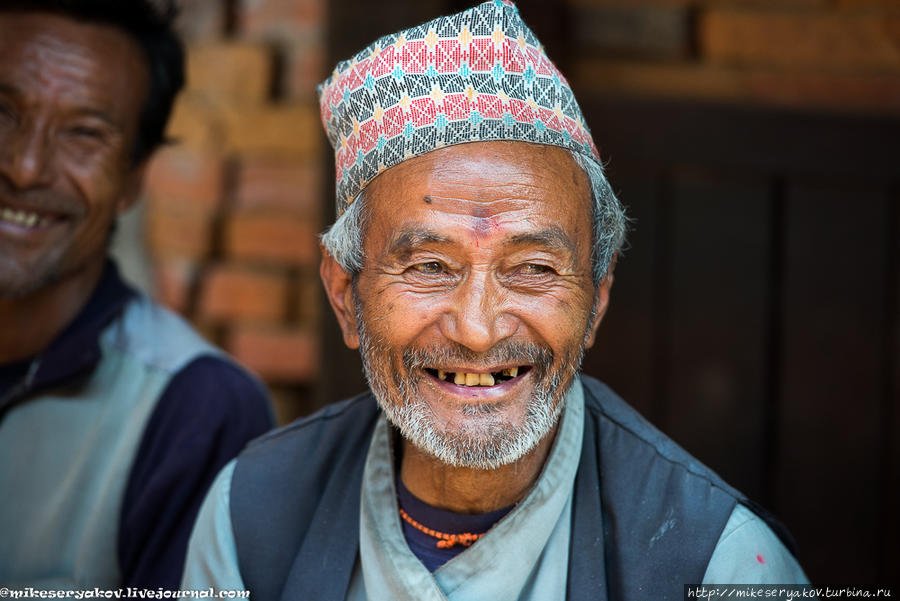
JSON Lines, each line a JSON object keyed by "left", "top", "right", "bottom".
{"left": 0, "top": 206, "right": 54, "bottom": 229}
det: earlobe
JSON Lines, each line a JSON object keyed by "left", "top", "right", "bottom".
{"left": 320, "top": 247, "right": 361, "bottom": 349}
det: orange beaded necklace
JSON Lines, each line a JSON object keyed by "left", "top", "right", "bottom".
{"left": 399, "top": 508, "right": 486, "bottom": 549}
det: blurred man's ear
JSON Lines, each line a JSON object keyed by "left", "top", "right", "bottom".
{"left": 117, "top": 161, "right": 147, "bottom": 214}
{"left": 320, "top": 246, "right": 360, "bottom": 349}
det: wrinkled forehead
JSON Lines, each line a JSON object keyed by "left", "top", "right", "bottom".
{"left": 362, "top": 141, "right": 593, "bottom": 245}
{"left": 0, "top": 12, "right": 148, "bottom": 113}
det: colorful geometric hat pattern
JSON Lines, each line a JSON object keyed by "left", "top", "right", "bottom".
{"left": 318, "top": 0, "right": 602, "bottom": 214}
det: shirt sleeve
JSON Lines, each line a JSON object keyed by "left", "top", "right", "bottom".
{"left": 181, "top": 461, "right": 247, "bottom": 591}
{"left": 702, "top": 504, "right": 811, "bottom": 585}
{"left": 118, "top": 356, "right": 274, "bottom": 589}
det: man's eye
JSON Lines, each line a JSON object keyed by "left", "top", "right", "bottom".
{"left": 67, "top": 125, "right": 105, "bottom": 140}
{"left": 521, "top": 263, "right": 554, "bottom": 275}
{"left": 412, "top": 261, "right": 444, "bottom": 275}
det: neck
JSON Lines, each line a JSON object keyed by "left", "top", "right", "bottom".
{"left": 399, "top": 422, "right": 559, "bottom": 514}
{"left": 0, "top": 260, "right": 105, "bottom": 364}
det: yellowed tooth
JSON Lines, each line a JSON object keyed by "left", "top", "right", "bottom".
{"left": 454, "top": 372, "right": 466, "bottom": 386}
{"left": 25, "top": 213, "right": 38, "bottom": 227}
{"left": 438, "top": 370, "right": 446, "bottom": 380}
{"left": 479, "top": 373, "right": 495, "bottom": 386}
{"left": 508, "top": 367, "right": 519, "bottom": 378}
{"left": 465, "top": 373, "right": 480, "bottom": 386}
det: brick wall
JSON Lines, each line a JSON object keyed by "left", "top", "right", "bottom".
{"left": 141, "top": 0, "right": 327, "bottom": 423}
{"left": 563, "top": 0, "right": 900, "bottom": 116}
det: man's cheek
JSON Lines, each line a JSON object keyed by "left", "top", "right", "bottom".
{"left": 376, "top": 295, "right": 442, "bottom": 330}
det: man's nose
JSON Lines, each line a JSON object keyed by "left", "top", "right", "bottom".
{"left": 440, "top": 269, "right": 516, "bottom": 354}
{"left": 0, "top": 122, "right": 53, "bottom": 189}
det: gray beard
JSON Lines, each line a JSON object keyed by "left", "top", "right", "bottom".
{"left": 355, "top": 305, "right": 586, "bottom": 470}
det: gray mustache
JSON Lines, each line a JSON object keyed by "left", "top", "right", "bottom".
{"left": 402, "top": 341, "right": 554, "bottom": 376}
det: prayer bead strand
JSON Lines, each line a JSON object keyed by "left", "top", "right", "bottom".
{"left": 398, "top": 508, "right": 486, "bottom": 549}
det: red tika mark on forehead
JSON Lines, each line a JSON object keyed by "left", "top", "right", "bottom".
{"left": 471, "top": 206, "right": 500, "bottom": 239}
{"left": 757, "top": 554, "right": 766, "bottom": 564}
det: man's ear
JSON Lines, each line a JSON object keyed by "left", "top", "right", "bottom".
{"left": 584, "top": 254, "right": 617, "bottom": 350}
{"left": 116, "top": 161, "right": 147, "bottom": 214}
{"left": 320, "top": 245, "right": 361, "bottom": 349}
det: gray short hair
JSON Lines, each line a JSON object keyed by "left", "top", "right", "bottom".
{"left": 321, "top": 149, "right": 628, "bottom": 284}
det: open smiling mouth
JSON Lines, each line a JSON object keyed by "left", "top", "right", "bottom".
{"left": 0, "top": 204, "right": 64, "bottom": 229}
{"left": 424, "top": 366, "right": 531, "bottom": 387}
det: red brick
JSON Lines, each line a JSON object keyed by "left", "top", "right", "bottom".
{"left": 151, "top": 257, "right": 198, "bottom": 314}
{"left": 145, "top": 206, "right": 214, "bottom": 260}
{"left": 572, "top": 58, "right": 742, "bottom": 100}
{"left": 238, "top": 0, "right": 325, "bottom": 43}
{"left": 566, "top": 0, "right": 828, "bottom": 6}
{"left": 187, "top": 42, "right": 273, "bottom": 105}
{"left": 227, "top": 325, "right": 319, "bottom": 382}
{"left": 746, "top": 70, "right": 900, "bottom": 115}
{"left": 700, "top": 9, "right": 900, "bottom": 70}
{"left": 191, "top": 321, "right": 222, "bottom": 347}
{"left": 296, "top": 274, "right": 322, "bottom": 326}
{"left": 199, "top": 264, "right": 289, "bottom": 323}
{"left": 836, "top": 0, "right": 900, "bottom": 8}
{"left": 222, "top": 104, "right": 322, "bottom": 157}
{"left": 144, "top": 147, "right": 224, "bottom": 213}
{"left": 234, "top": 156, "right": 322, "bottom": 215}
{"left": 267, "top": 386, "right": 310, "bottom": 425}
{"left": 572, "top": 3, "right": 691, "bottom": 58}
{"left": 572, "top": 58, "right": 900, "bottom": 115}
{"left": 224, "top": 211, "right": 320, "bottom": 266}
{"left": 284, "top": 36, "right": 327, "bottom": 101}
{"left": 176, "top": 0, "right": 227, "bottom": 41}
{"left": 165, "top": 91, "right": 229, "bottom": 152}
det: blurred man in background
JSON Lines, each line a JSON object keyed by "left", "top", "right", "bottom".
{"left": 0, "top": 0, "right": 273, "bottom": 589}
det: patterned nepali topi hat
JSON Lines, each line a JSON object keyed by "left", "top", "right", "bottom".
{"left": 318, "top": 0, "right": 604, "bottom": 215}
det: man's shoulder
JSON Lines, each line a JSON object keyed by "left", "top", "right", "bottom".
{"left": 102, "top": 294, "right": 221, "bottom": 375}
{"left": 228, "top": 392, "right": 377, "bottom": 566}
{"left": 579, "top": 374, "right": 799, "bottom": 551}
{"left": 579, "top": 374, "right": 742, "bottom": 499}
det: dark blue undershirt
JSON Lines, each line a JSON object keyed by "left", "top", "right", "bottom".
{"left": 0, "top": 261, "right": 274, "bottom": 588}
{"left": 0, "top": 359, "right": 30, "bottom": 399}
{"left": 396, "top": 476, "right": 513, "bottom": 572}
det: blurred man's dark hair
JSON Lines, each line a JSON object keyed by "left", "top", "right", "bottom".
{"left": 0, "top": 0, "right": 185, "bottom": 164}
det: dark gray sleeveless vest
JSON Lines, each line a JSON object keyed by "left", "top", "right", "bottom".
{"left": 230, "top": 375, "right": 793, "bottom": 600}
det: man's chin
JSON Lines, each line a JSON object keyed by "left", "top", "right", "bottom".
{"left": 0, "top": 264, "right": 61, "bottom": 299}
{"left": 380, "top": 393, "right": 564, "bottom": 470}
{"left": 403, "top": 426, "right": 537, "bottom": 471}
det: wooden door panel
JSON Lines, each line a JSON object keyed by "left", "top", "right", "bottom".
{"left": 776, "top": 180, "right": 890, "bottom": 583}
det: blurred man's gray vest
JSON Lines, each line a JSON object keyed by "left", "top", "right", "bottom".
{"left": 0, "top": 296, "right": 220, "bottom": 587}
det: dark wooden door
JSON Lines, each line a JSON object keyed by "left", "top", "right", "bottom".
{"left": 583, "top": 97, "right": 900, "bottom": 585}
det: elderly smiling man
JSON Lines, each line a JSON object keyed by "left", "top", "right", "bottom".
{"left": 183, "top": 2, "right": 810, "bottom": 599}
